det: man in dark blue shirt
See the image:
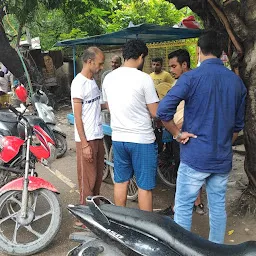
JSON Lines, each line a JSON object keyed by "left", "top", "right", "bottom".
{"left": 157, "top": 31, "right": 246, "bottom": 244}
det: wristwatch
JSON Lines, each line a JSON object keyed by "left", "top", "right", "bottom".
{"left": 173, "top": 131, "right": 182, "bottom": 141}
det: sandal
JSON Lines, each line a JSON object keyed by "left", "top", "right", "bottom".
{"left": 73, "top": 221, "right": 90, "bottom": 231}
{"left": 193, "top": 203, "right": 205, "bottom": 215}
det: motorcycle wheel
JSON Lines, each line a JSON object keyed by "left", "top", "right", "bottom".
{"left": 54, "top": 132, "right": 67, "bottom": 159}
{"left": 102, "top": 139, "right": 109, "bottom": 181}
{"left": 0, "top": 189, "right": 62, "bottom": 256}
{"left": 0, "top": 170, "right": 11, "bottom": 187}
{"left": 109, "top": 146, "right": 138, "bottom": 201}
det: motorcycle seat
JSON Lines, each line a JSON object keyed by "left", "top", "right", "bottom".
{"left": 0, "top": 111, "right": 18, "bottom": 123}
{"left": 100, "top": 204, "right": 256, "bottom": 256}
{"left": 0, "top": 111, "right": 18, "bottom": 136}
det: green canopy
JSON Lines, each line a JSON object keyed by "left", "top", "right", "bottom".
{"left": 55, "top": 23, "right": 201, "bottom": 47}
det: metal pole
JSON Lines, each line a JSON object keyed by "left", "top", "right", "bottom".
{"left": 72, "top": 46, "right": 76, "bottom": 77}
{"left": 16, "top": 47, "right": 33, "bottom": 99}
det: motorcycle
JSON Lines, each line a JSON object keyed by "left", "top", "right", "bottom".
{"left": 30, "top": 89, "right": 67, "bottom": 158}
{"left": 0, "top": 86, "right": 62, "bottom": 256}
{"left": 0, "top": 104, "right": 58, "bottom": 186}
{"left": 67, "top": 195, "right": 256, "bottom": 256}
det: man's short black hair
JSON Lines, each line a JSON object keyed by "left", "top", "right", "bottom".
{"left": 151, "top": 57, "right": 163, "bottom": 65}
{"left": 198, "top": 31, "right": 222, "bottom": 58}
{"left": 122, "top": 39, "right": 148, "bottom": 61}
{"left": 168, "top": 49, "right": 190, "bottom": 68}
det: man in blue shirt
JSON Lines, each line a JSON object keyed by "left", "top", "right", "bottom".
{"left": 157, "top": 31, "right": 246, "bottom": 244}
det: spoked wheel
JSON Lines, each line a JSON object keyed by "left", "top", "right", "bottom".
{"left": 54, "top": 132, "right": 67, "bottom": 159}
{"left": 109, "top": 146, "right": 138, "bottom": 201}
{"left": 0, "top": 169, "right": 11, "bottom": 187}
{"left": 102, "top": 139, "right": 109, "bottom": 181}
{"left": 157, "top": 143, "right": 179, "bottom": 188}
{"left": 0, "top": 189, "right": 62, "bottom": 255}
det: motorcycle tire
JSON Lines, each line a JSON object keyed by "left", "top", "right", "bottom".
{"left": 0, "top": 169, "right": 11, "bottom": 187}
{"left": 102, "top": 139, "right": 109, "bottom": 181}
{"left": 0, "top": 189, "right": 62, "bottom": 256}
{"left": 54, "top": 132, "right": 67, "bottom": 159}
{"left": 109, "top": 146, "right": 138, "bottom": 201}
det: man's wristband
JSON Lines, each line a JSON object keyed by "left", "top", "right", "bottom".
{"left": 173, "top": 131, "right": 182, "bottom": 141}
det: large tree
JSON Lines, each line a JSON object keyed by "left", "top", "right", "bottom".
{"left": 0, "top": 0, "right": 116, "bottom": 80}
{"left": 29, "top": 0, "right": 117, "bottom": 50}
{"left": 168, "top": 0, "right": 256, "bottom": 207}
{"left": 0, "top": 0, "right": 63, "bottom": 83}
{"left": 0, "top": 7, "right": 25, "bottom": 83}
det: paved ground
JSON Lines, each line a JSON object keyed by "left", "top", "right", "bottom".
{"left": 21, "top": 107, "right": 178, "bottom": 256}
{"left": 0, "top": 106, "right": 254, "bottom": 256}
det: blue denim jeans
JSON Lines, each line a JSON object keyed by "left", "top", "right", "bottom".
{"left": 174, "top": 162, "right": 229, "bottom": 244}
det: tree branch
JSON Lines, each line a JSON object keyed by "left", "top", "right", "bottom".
{"left": 5, "top": 32, "right": 17, "bottom": 42}
{"left": 168, "top": 0, "right": 221, "bottom": 29}
{"left": 167, "top": 0, "right": 198, "bottom": 10}
{"left": 223, "top": 0, "right": 249, "bottom": 42}
{"left": 207, "top": 0, "right": 243, "bottom": 57}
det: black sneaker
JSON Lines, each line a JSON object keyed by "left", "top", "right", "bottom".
{"left": 156, "top": 205, "right": 174, "bottom": 218}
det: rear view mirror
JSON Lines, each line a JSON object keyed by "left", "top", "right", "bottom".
{"left": 15, "top": 85, "right": 28, "bottom": 102}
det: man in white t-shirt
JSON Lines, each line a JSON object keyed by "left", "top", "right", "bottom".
{"left": 102, "top": 39, "right": 159, "bottom": 211}
{"left": 101, "top": 55, "right": 122, "bottom": 87}
{"left": 71, "top": 47, "right": 105, "bottom": 227}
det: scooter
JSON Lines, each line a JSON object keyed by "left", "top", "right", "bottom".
{"left": 0, "top": 86, "right": 62, "bottom": 255}
{"left": 30, "top": 89, "right": 67, "bottom": 158}
{"left": 67, "top": 195, "right": 256, "bottom": 256}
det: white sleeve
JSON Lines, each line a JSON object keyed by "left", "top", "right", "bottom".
{"left": 71, "top": 79, "right": 84, "bottom": 100}
{"left": 143, "top": 75, "right": 159, "bottom": 104}
{"left": 99, "top": 91, "right": 105, "bottom": 104}
{"left": 102, "top": 80, "right": 108, "bottom": 102}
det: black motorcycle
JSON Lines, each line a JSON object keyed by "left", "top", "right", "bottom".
{"left": 67, "top": 196, "right": 256, "bottom": 256}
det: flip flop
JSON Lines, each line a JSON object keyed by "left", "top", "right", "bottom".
{"left": 73, "top": 221, "right": 90, "bottom": 231}
{"left": 193, "top": 203, "right": 206, "bottom": 215}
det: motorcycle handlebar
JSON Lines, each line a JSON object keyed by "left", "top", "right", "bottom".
{"left": 6, "top": 103, "right": 30, "bottom": 125}
{"left": 8, "top": 104, "right": 21, "bottom": 116}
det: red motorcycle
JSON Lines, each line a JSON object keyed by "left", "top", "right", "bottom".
{"left": 0, "top": 86, "right": 62, "bottom": 256}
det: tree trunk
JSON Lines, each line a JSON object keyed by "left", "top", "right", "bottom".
{"left": 241, "top": 40, "right": 256, "bottom": 192}
{"left": 168, "top": 0, "right": 256, "bottom": 194}
{"left": 0, "top": 15, "right": 26, "bottom": 84}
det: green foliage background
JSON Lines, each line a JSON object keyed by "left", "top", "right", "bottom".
{"left": 2, "top": 0, "right": 201, "bottom": 50}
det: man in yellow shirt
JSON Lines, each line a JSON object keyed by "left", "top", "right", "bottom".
{"left": 150, "top": 57, "right": 174, "bottom": 88}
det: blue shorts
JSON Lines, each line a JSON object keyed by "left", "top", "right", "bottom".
{"left": 112, "top": 141, "right": 158, "bottom": 190}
